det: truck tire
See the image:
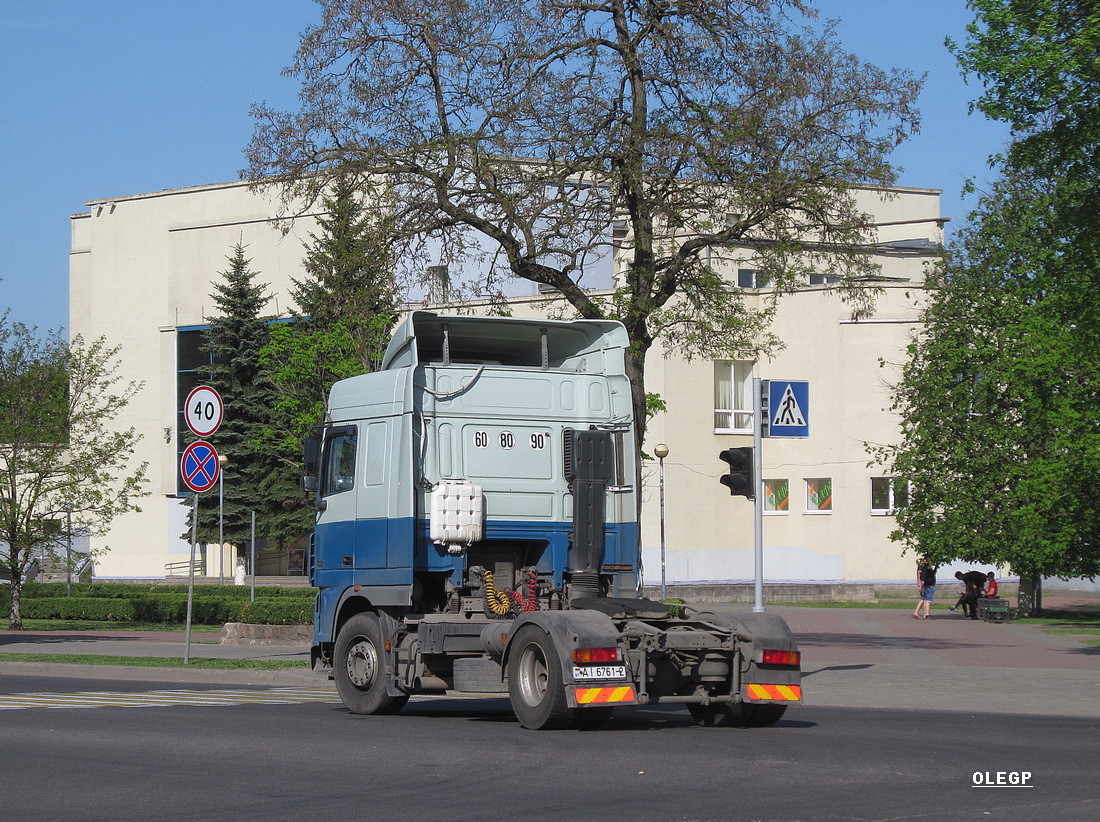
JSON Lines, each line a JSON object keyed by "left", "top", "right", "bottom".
{"left": 507, "top": 624, "right": 575, "bottom": 730}
{"left": 334, "top": 612, "right": 408, "bottom": 716}
{"left": 574, "top": 706, "right": 614, "bottom": 729}
{"left": 729, "top": 702, "right": 786, "bottom": 727}
{"left": 688, "top": 703, "right": 731, "bottom": 727}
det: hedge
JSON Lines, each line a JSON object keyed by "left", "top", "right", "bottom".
{"left": 21, "top": 597, "right": 137, "bottom": 622}
{"left": 2, "top": 585, "right": 314, "bottom": 626}
{"left": 13, "top": 582, "right": 315, "bottom": 600}
{"left": 237, "top": 599, "right": 314, "bottom": 626}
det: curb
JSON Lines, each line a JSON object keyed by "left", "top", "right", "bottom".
{"left": 219, "top": 623, "right": 312, "bottom": 647}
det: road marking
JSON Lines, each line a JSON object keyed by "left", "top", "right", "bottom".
{"left": 0, "top": 686, "right": 340, "bottom": 711}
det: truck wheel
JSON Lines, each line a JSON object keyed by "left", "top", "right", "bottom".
{"left": 729, "top": 702, "right": 786, "bottom": 727}
{"left": 574, "top": 706, "right": 614, "bottom": 729}
{"left": 507, "top": 625, "right": 575, "bottom": 730}
{"left": 688, "top": 703, "right": 732, "bottom": 727}
{"left": 334, "top": 613, "right": 408, "bottom": 715}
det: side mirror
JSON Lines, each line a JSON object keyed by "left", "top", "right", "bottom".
{"left": 301, "top": 475, "right": 318, "bottom": 494}
{"left": 303, "top": 434, "right": 321, "bottom": 476}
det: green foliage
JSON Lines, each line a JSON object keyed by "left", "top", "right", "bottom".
{"left": 192, "top": 245, "right": 312, "bottom": 549}
{"left": 11, "top": 581, "right": 314, "bottom": 600}
{"left": 0, "top": 654, "right": 308, "bottom": 670}
{"left": 260, "top": 321, "right": 364, "bottom": 450}
{"left": 881, "top": 174, "right": 1100, "bottom": 579}
{"left": 882, "top": 1, "right": 1100, "bottom": 582}
{"left": 21, "top": 597, "right": 137, "bottom": 622}
{"left": 0, "top": 314, "right": 148, "bottom": 628}
{"left": 238, "top": 597, "right": 313, "bottom": 626}
{"left": 3, "top": 583, "right": 315, "bottom": 626}
{"left": 290, "top": 175, "right": 398, "bottom": 370}
{"left": 951, "top": 0, "right": 1100, "bottom": 177}
{"left": 259, "top": 176, "right": 398, "bottom": 477}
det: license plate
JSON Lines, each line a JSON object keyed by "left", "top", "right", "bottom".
{"left": 572, "top": 665, "right": 627, "bottom": 681}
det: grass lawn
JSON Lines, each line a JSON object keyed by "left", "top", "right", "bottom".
{"left": 12, "top": 620, "right": 222, "bottom": 632}
{"left": 0, "top": 652, "right": 308, "bottom": 670}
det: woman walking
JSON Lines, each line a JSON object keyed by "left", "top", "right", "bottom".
{"left": 913, "top": 561, "right": 936, "bottom": 619}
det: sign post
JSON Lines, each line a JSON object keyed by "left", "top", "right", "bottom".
{"left": 181, "top": 386, "right": 223, "bottom": 664}
{"left": 754, "top": 379, "right": 811, "bottom": 613}
{"left": 752, "top": 379, "right": 764, "bottom": 613}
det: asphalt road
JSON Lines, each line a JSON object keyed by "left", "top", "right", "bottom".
{"left": 3, "top": 602, "right": 1098, "bottom": 820}
{"left": 2, "top": 675, "right": 1097, "bottom": 822}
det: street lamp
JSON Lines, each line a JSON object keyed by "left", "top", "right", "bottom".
{"left": 654, "top": 443, "right": 669, "bottom": 600}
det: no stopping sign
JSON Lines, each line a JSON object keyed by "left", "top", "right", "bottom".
{"left": 180, "top": 441, "right": 220, "bottom": 493}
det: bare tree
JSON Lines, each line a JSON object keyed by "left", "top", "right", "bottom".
{"left": 248, "top": 0, "right": 921, "bottom": 440}
{"left": 0, "top": 315, "right": 148, "bottom": 628}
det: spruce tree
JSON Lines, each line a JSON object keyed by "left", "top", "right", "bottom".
{"left": 262, "top": 177, "right": 398, "bottom": 453}
{"left": 191, "top": 245, "right": 310, "bottom": 559}
{"left": 292, "top": 175, "right": 397, "bottom": 371}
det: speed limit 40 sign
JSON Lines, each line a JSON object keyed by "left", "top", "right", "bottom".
{"left": 184, "top": 386, "right": 224, "bottom": 437}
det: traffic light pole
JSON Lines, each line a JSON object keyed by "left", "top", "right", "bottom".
{"left": 753, "top": 378, "right": 765, "bottom": 613}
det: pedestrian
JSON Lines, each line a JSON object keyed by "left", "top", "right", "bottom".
{"left": 913, "top": 560, "right": 936, "bottom": 619}
{"left": 950, "top": 570, "right": 987, "bottom": 619}
{"left": 981, "top": 572, "right": 999, "bottom": 599}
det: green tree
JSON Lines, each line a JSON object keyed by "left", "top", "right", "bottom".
{"left": 883, "top": 1, "right": 1100, "bottom": 611}
{"left": 951, "top": 0, "right": 1100, "bottom": 181}
{"left": 248, "top": 0, "right": 921, "bottom": 444}
{"left": 1, "top": 314, "right": 148, "bottom": 628}
{"left": 193, "top": 245, "right": 309, "bottom": 554}
{"left": 261, "top": 177, "right": 398, "bottom": 454}
{"left": 292, "top": 176, "right": 397, "bottom": 372}
{"left": 880, "top": 174, "right": 1099, "bottom": 602}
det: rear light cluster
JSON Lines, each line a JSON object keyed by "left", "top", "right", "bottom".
{"left": 574, "top": 647, "right": 621, "bottom": 664}
{"left": 759, "top": 649, "right": 801, "bottom": 666}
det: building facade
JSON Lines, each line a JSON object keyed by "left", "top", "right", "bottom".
{"left": 70, "top": 179, "right": 944, "bottom": 584}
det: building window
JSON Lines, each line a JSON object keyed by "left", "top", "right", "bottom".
{"left": 737, "top": 268, "right": 771, "bottom": 289}
{"left": 871, "top": 477, "right": 910, "bottom": 514}
{"left": 805, "top": 478, "right": 832, "bottom": 513}
{"left": 764, "top": 479, "right": 789, "bottom": 513}
{"left": 714, "top": 361, "right": 754, "bottom": 432}
{"left": 176, "top": 326, "right": 213, "bottom": 495}
{"left": 808, "top": 273, "right": 845, "bottom": 285}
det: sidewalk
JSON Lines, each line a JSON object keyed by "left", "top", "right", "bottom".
{"left": 1, "top": 596, "right": 1098, "bottom": 716}
{"left": 713, "top": 593, "right": 1100, "bottom": 718}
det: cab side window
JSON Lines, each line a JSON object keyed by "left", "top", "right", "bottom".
{"left": 321, "top": 428, "right": 358, "bottom": 496}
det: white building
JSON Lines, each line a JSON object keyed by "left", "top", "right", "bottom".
{"left": 70, "top": 179, "right": 944, "bottom": 585}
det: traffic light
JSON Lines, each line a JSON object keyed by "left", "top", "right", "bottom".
{"left": 719, "top": 447, "right": 755, "bottom": 499}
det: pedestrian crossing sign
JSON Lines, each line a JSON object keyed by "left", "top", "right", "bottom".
{"left": 764, "top": 380, "right": 810, "bottom": 437}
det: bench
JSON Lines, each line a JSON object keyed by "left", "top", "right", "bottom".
{"left": 976, "top": 597, "right": 1011, "bottom": 622}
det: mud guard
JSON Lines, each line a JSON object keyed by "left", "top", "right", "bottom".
{"left": 690, "top": 609, "right": 802, "bottom": 703}
{"left": 501, "top": 609, "right": 623, "bottom": 691}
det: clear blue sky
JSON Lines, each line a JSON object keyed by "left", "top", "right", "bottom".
{"left": 0, "top": 0, "right": 1009, "bottom": 335}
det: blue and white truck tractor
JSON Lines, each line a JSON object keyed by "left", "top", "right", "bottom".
{"left": 304, "top": 311, "right": 801, "bottom": 729}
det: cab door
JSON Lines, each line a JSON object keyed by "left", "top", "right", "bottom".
{"left": 313, "top": 425, "right": 359, "bottom": 579}
{"left": 355, "top": 420, "right": 390, "bottom": 569}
